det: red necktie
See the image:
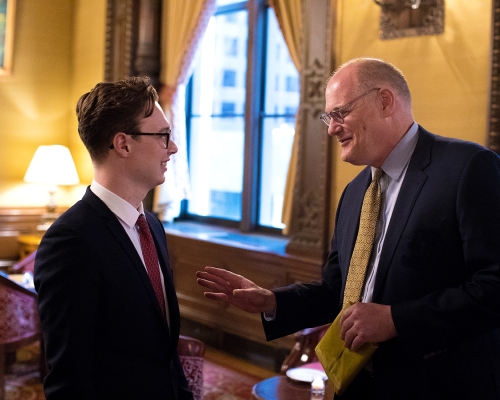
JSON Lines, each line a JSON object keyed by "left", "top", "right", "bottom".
{"left": 136, "top": 214, "right": 166, "bottom": 317}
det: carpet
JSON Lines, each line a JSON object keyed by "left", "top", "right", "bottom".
{"left": 4, "top": 344, "right": 261, "bottom": 400}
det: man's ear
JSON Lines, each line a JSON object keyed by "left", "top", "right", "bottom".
{"left": 379, "top": 88, "right": 396, "bottom": 116}
{"left": 110, "top": 132, "right": 130, "bottom": 156}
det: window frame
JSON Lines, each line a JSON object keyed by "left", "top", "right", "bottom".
{"left": 182, "top": 0, "right": 293, "bottom": 236}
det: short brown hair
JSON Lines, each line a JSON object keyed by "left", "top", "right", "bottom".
{"left": 76, "top": 76, "right": 159, "bottom": 163}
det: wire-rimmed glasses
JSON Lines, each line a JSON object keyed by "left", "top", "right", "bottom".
{"left": 320, "top": 87, "right": 380, "bottom": 126}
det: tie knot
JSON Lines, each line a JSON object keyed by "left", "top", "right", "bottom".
{"left": 137, "top": 214, "right": 148, "bottom": 229}
{"left": 373, "top": 168, "right": 384, "bottom": 182}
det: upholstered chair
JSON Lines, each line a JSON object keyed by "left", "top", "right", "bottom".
{"left": 178, "top": 335, "right": 205, "bottom": 400}
{"left": 0, "top": 263, "right": 45, "bottom": 399}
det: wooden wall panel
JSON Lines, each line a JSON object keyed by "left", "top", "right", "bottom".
{"left": 166, "top": 231, "right": 323, "bottom": 350}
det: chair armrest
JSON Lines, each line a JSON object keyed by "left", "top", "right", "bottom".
{"left": 177, "top": 335, "right": 205, "bottom": 358}
{"left": 11, "top": 250, "right": 37, "bottom": 274}
{"left": 280, "top": 324, "right": 330, "bottom": 374}
{"left": 0, "top": 272, "right": 37, "bottom": 298}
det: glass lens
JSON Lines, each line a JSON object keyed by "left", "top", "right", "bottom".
{"left": 187, "top": 9, "right": 248, "bottom": 221}
{"left": 259, "top": 9, "right": 299, "bottom": 228}
{"left": 191, "top": 11, "right": 248, "bottom": 116}
{"left": 188, "top": 116, "right": 244, "bottom": 220}
{"left": 259, "top": 118, "right": 295, "bottom": 228}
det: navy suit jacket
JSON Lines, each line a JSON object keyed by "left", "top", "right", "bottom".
{"left": 263, "top": 127, "right": 500, "bottom": 399}
{"left": 34, "top": 188, "right": 193, "bottom": 400}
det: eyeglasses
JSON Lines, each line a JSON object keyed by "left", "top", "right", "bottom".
{"left": 320, "top": 87, "right": 380, "bottom": 126}
{"left": 109, "top": 130, "right": 171, "bottom": 149}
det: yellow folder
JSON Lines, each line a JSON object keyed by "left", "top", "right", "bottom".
{"left": 315, "top": 306, "right": 378, "bottom": 395}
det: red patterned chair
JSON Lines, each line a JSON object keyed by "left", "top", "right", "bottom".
{"left": 0, "top": 259, "right": 45, "bottom": 399}
{"left": 178, "top": 335, "right": 205, "bottom": 400}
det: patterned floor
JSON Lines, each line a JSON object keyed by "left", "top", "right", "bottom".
{"left": 4, "top": 344, "right": 261, "bottom": 400}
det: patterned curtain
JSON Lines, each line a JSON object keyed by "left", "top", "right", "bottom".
{"left": 154, "top": 0, "right": 217, "bottom": 221}
{"left": 268, "top": 0, "right": 303, "bottom": 234}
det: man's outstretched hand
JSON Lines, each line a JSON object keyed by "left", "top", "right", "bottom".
{"left": 196, "top": 266, "right": 276, "bottom": 314}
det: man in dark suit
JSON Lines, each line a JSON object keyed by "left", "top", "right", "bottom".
{"left": 34, "top": 77, "right": 194, "bottom": 400}
{"left": 196, "top": 58, "right": 500, "bottom": 399}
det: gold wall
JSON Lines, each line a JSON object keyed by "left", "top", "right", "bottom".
{"left": 0, "top": 0, "right": 493, "bottom": 220}
{"left": 0, "top": 0, "right": 105, "bottom": 207}
{"left": 330, "top": 0, "right": 492, "bottom": 226}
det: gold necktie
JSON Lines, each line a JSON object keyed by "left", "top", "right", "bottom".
{"left": 343, "top": 168, "right": 384, "bottom": 307}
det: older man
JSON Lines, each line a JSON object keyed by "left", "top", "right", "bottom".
{"left": 197, "top": 58, "right": 500, "bottom": 399}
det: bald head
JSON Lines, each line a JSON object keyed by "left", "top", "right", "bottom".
{"left": 331, "top": 58, "right": 412, "bottom": 108}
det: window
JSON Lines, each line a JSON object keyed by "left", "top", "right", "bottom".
{"left": 285, "top": 106, "right": 297, "bottom": 123}
{"left": 221, "top": 102, "right": 236, "bottom": 115}
{"left": 222, "top": 70, "right": 237, "bottom": 87}
{"left": 224, "top": 38, "right": 238, "bottom": 56}
{"left": 184, "top": 0, "right": 299, "bottom": 232}
{"left": 285, "top": 76, "right": 298, "bottom": 92}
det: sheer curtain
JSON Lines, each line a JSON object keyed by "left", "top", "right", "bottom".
{"left": 268, "top": 0, "right": 303, "bottom": 234}
{"left": 154, "top": 0, "right": 217, "bottom": 221}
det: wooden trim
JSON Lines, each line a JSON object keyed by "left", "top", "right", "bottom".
{"left": 489, "top": 0, "right": 500, "bottom": 154}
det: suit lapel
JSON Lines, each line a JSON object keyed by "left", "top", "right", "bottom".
{"left": 82, "top": 189, "right": 171, "bottom": 332}
{"left": 372, "top": 128, "right": 433, "bottom": 300}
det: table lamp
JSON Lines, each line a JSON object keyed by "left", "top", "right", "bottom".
{"left": 24, "top": 145, "right": 80, "bottom": 229}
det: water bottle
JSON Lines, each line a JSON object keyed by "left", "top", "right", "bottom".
{"left": 311, "top": 376, "right": 325, "bottom": 399}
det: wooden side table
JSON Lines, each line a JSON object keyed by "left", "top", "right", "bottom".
{"left": 17, "top": 234, "right": 42, "bottom": 259}
{"left": 252, "top": 376, "right": 334, "bottom": 400}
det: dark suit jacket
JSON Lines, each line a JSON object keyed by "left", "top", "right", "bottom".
{"left": 34, "top": 188, "right": 193, "bottom": 400}
{"left": 263, "top": 127, "right": 500, "bottom": 399}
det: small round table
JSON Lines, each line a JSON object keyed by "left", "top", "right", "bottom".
{"left": 252, "top": 375, "right": 334, "bottom": 400}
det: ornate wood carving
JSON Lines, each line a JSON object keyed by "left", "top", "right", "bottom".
{"left": 378, "top": 0, "right": 444, "bottom": 40}
{"left": 489, "top": 0, "right": 500, "bottom": 155}
{"left": 105, "top": 0, "right": 161, "bottom": 86}
{"left": 105, "top": 0, "right": 135, "bottom": 81}
{"left": 285, "top": 1, "right": 333, "bottom": 261}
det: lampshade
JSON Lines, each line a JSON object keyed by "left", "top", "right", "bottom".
{"left": 24, "top": 145, "right": 80, "bottom": 186}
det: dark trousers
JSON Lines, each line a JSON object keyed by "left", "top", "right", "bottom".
{"left": 334, "top": 369, "right": 374, "bottom": 400}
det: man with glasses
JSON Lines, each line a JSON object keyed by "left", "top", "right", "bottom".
{"left": 197, "top": 58, "right": 500, "bottom": 399}
{"left": 34, "top": 77, "right": 194, "bottom": 399}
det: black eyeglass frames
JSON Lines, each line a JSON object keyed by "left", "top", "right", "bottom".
{"left": 109, "top": 131, "right": 171, "bottom": 150}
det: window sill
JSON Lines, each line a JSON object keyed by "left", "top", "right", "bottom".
{"left": 163, "top": 221, "right": 289, "bottom": 255}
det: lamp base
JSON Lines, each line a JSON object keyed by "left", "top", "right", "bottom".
{"left": 37, "top": 212, "right": 60, "bottom": 231}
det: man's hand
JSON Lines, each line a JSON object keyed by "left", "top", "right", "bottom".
{"left": 340, "top": 302, "right": 397, "bottom": 351}
{"left": 196, "top": 266, "right": 277, "bottom": 314}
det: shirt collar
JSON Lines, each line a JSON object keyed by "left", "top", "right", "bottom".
{"left": 375, "top": 122, "right": 419, "bottom": 182}
{"left": 90, "top": 179, "right": 144, "bottom": 228}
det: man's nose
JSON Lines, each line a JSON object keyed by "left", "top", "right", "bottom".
{"left": 327, "top": 120, "right": 342, "bottom": 137}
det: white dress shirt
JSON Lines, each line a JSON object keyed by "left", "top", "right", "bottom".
{"left": 361, "top": 122, "right": 419, "bottom": 302}
{"left": 90, "top": 180, "right": 169, "bottom": 325}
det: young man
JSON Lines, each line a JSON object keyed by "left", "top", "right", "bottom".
{"left": 35, "top": 77, "right": 193, "bottom": 400}
{"left": 197, "top": 58, "right": 500, "bottom": 399}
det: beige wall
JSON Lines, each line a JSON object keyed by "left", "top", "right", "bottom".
{"left": 0, "top": 0, "right": 493, "bottom": 221}
{"left": 330, "top": 0, "right": 492, "bottom": 228}
{"left": 0, "top": 0, "right": 105, "bottom": 207}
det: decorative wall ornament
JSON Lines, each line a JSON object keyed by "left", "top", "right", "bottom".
{"left": 286, "top": 19, "right": 333, "bottom": 260}
{"left": 105, "top": 0, "right": 161, "bottom": 85}
{"left": 105, "top": 0, "right": 135, "bottom": 82}
{"left": 376, "top": 0, "right": 444, "bottom": 40}
{"left": 488, "top": 0, "right": 500, "bottom": 155}
{"left": 303, "top": 59, "right": 328, "bottom": 116}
